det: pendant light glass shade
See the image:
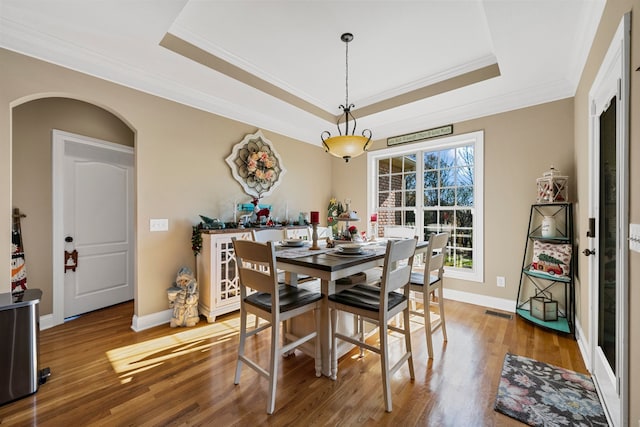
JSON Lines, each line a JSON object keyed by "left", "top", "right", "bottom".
{"left": 323, "top": 135, "right": 371, "bottom": 162}
{"left": 321, "top": 33, "right": 372, "bottom": 163}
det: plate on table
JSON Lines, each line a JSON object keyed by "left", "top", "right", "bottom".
{"left": 337, "top": 244, "right": 364, "bottom": 254}
{"left": 281, "top": 239, "right": 306, "bottom": 247}
{"left": 333, "top": 248, "right": 374, "bottom": 257}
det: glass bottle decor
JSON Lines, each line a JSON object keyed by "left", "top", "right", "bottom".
{"left": 541, "top": 215, "right": 557, "bottom": 238}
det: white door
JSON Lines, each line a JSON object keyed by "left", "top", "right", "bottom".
{"left": 586, "top": 14, "right": 629, "bottom": 427}
{"left": 52, "top": 130, "right": 134, "bottom": 320}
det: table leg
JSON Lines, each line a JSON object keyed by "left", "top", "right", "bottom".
{"left": 285, "top": 271, "right": 299, "bottom": 286}
{"left": 283, "top": 272, "right": 299, "bottom": 354}
{"left": 320, "top": 278, "right": 334, "bottom": 377}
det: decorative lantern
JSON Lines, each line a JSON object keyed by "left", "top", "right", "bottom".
{"left": 536, "top": 166, "right": 568, "bottom": 203}
{"left": 530, "top": 295, "right": 558, "bottom": 321}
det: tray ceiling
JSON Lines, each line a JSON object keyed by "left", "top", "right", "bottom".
{"left": 0, "top": 0, "right": 605, "bottom": 145}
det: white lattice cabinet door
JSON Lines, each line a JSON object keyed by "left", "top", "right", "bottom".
{"left": 197, "top": 230, "right": 252, "bottom": 323}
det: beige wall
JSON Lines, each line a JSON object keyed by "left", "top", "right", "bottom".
{"left": 0, "top": 48, "right": 333, "bottom": 318}
{"left": 334, "top": 98, "right": 575, "bottom": 302}
{"left": 12, "top": 98, "right": 134, "bottom": 313}
{"left": 573, "top": 0, "right": 639, "bottom": 423}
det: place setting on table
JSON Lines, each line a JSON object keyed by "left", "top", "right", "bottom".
{"left": 276, "top": 238, "right": 387, "bottom": 261}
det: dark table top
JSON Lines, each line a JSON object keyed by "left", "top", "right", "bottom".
{"left": 276, "top": 240, "right": 428, "bottom": 273}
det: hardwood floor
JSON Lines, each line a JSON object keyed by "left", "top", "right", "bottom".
{"left": 0, "top": 298, "right": 586, "bottom": 426}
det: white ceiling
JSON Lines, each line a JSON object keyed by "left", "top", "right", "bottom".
{"left": 0, "top": 0, "right": 605, "bottom": 147}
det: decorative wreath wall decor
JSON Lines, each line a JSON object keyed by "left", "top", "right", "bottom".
{"left": 225, "top": 130, "right": 286, "bottom": 198}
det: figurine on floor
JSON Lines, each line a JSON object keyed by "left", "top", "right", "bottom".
{"left": 170, "top": 266, "right": 200, "bottom": 327}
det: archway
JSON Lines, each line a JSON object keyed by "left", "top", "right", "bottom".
{"left": 11, "top": 96, "right": 135, "bottom": 328}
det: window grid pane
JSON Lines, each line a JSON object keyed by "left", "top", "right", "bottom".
{"left": 376, "top": 154, "right": 420, "bottom": 232}
{"left": 420, "top": 145, "right": 474, "bottom": 269}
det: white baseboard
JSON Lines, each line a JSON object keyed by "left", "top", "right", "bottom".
{"left": 38, "top": 310, "right": 172, "bottom": 332}
{"left": 131, "top": 309, "right": 172, "bottom": 332}
{"left": 39, "top": 314, "right": 55, "bottom": 330}
{"left": 574, "top": 319, "right": 591, "bottom": 372}
{"left": 443, "top": 288, "right": 516, "bottom": 313}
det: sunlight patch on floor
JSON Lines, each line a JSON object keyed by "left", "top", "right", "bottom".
{"left": 106, "top": 316, "right": 246, "bottom": 383}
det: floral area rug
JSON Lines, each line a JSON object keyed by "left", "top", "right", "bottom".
{"left": 494, "top": 353, "right": 608, "bottom": 426}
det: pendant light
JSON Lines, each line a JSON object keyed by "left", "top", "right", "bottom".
{"left": 321, "top": 33, "right": 372, "bottom": 162}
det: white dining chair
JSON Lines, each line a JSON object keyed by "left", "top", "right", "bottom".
{"left": 383, "top": 225, "right": 416, "bottom": 239}
{"left": 327, "top": 237, "right": 417, "bottom": 412}
{"left": 316, "top": 226, "right": 332, "bottom": 239}
{"left": 252, "top": 228, "right": 287, "bottom": 243}
{"left": 252, "top": 228, "right": 288, "bottom": 280}
{"left": 408, "top": 232, "right": 449, "bottom": 359}
{"left": 285, "top": 227, "right": 309, "bottom": 240}
{"left": 285, "top": 226, "right": 331, "bottom": 240}
{"left": 233, "top": 239, "right": 322, "bottom": 414}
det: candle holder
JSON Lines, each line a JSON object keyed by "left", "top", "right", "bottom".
{"left": 310, "top": 223, "right": 321, "bottom": 250}
{"left": 369, "top": 213, "right": 378, "bottom": 241}
{"left": 370, "top": 221, "right": 378, "bottom": 241}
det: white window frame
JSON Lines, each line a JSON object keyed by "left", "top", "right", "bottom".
{"left": 367, "top": 130, "right": 484, "bottom": 282}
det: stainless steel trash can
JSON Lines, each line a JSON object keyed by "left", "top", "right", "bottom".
{"left": 0, "top": 288, "right": 49, "bottom": 405}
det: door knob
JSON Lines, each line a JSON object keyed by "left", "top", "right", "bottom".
{"left": 582, "top": 248, "right": 596, "bottom": 256}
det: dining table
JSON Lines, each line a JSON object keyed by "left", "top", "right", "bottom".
{"left": 275, "top": 239, "right": 428, "bottom": 377}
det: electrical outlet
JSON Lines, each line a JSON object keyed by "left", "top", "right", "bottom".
{"left": 497, "top": 276, "right": 506, "bottom": 287}
{"left": 150, "top": 218, "right": 168, "bottom": 232}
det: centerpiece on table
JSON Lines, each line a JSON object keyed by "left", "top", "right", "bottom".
{"left": 327, "top": 197, "right": 344, "bottom": 237}
{"left": 332, "top": 200, "right": 361, "bottom": 241}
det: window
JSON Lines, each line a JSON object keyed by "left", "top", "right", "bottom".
{"left": 367, "top": 131, "right": 483, "bottom": 282}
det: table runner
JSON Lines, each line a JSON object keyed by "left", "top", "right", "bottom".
{"left": 275, "top": 245, "right": 335, "bottom": 259}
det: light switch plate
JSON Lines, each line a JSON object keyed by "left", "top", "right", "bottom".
{"left": 150, "top": 218, "right": 168, "bottom": 232}
{"left": 630, "top": 223, "right": 640, "bottom": 253}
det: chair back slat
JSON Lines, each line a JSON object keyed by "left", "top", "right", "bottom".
{"left": 423, "top": 232, "right": 449, "bottom": 280}
{"left": 285, "top": 227, "right": 310, "bottom": 240}
{"left": 252, "top": 228, "right": 287, "bottom": 243}
{"left": 233, "top": 239, "right": 279, "bottom": 295}
{"left": 383, "top": 226, "right": 416, "bottom": 239}
{"left": 380, "top": 238, "right": 417, "bottom": 294}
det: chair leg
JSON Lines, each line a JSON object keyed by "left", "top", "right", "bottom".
{"left": 330, "top": 308, "right": 338, "bottom": 380}
{"left": 437, "top": 285, "right": 448, "bottom": 342}
{"left": 423, "top": 289, "right": 434, "bottom": 359}
{"left": 403, "top": 307, "right": 415, "bottom": 380}
{"left": 234, "top": 307, "right": 247, "bottom": 385}
{"left": 266, "top": 320, "right": 279, "bottom": 414}
{"left": 358, "top": 315, "right": 365, "bottom": 358}
{"left": 379, "top": 321, "right": 392, "bottom": 412}
{"left": 314, "top": 307, "right": 321, "bottom": 377}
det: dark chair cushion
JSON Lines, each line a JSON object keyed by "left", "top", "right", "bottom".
{"left": 409, "top": 272, "right": 440, "bottom": 287}
{"left": 245, "top": 284, "right": 322, "bottom": 313}
{"left": 328, "top": 284, "right": 406, "bottom": 312}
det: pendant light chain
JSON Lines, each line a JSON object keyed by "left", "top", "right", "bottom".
{"left": 345, "top": 38, "right": 349, "bottom": 108}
